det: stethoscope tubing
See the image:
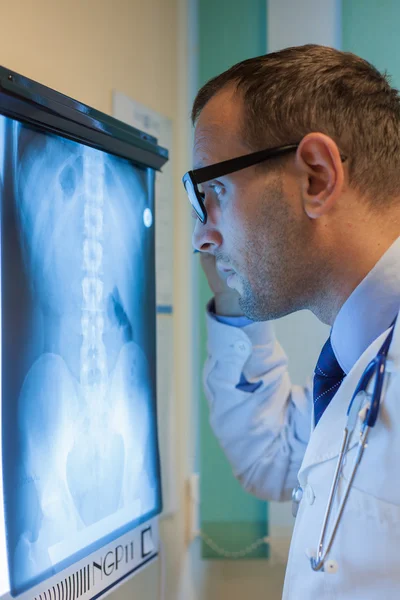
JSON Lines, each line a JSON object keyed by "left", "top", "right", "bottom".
{"left": 310, "top": 319, "right": 396, "bottom": 572}
{"left": 311, "top": 425, "right": 370, "bottom": 571}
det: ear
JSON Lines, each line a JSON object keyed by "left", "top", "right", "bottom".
{"left": 295, "top": 133, "right": 345, "bottom": 219}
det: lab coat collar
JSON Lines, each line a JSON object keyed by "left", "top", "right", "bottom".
{"left": 331, "top": 236, "right": 400, "bottom": 374}
{"left": 298, "top": 309, "right": 400, "bottom": 484}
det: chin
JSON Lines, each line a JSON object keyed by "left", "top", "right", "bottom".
{"left": 238, "top": 287, "right": 279, "bottom": 322}
{"left": 238, "top": 295, "right": 262, "bottom": 321}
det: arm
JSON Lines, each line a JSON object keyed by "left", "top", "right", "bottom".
{"left": 200, "top": 253, "right": 312, "bottom": 502}
{"left": 204, "top": 312, "right": 312, "bottom": 502}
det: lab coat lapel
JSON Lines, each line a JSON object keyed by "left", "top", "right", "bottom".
{"left": 298, "top": 311, "right": 400, "bottom": 485}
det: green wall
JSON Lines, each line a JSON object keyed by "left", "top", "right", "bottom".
{"left": 342, "top": 0, "right": 400, "bottom": 87}
{"left": 198, "top": 0, "right": 267, "bottom": 86}
{"left": 197, "top": 0, "right": 268, "bottom": 559}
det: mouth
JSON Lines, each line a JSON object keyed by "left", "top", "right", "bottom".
{"left": 216, "top": 262, "right": 239, "bottom": 289}
{"left": 216, "top": 262, "right": 235, "bottom": 276}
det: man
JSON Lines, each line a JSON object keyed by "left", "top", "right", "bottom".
{"left": 183, "top": 45, "right": 400, "bottom": 598}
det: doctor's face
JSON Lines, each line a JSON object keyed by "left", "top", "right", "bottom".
{"left": 192, "top": 86, "right": 315, "bottom": 321}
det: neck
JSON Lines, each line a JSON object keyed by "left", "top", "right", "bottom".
{"left": 311, "top": 208, "right": 400, "bottom": 326}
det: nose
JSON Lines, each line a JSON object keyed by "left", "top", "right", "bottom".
{"left": 192, "top": 213, "right": 223, "bottom": 253}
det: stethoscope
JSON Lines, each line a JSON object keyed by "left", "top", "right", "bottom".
{"left": 293, "top": 318, "right": 396, "bottom": 574}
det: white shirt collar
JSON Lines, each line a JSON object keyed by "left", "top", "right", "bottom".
{"left": 331, "top": 237, "right": 400, "bottom": 374}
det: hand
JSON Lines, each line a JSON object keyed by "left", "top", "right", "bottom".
{"left": 200, "top": 253, "right": 244, "bottom": 317}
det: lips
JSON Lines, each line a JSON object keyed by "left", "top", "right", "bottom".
{"left": 216, "top": 262, "right": 235, "bottom": 276}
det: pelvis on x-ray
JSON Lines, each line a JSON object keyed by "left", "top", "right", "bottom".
{"left": 2, "top": 120, "right": 158, "bottom": 592}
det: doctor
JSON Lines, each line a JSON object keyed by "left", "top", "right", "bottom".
{"left": 185, "top": 45, "right": 400, "bottom": 598}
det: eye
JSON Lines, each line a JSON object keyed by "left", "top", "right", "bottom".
{"left": 209, "top": 183, "right": 224, "bottom": 197}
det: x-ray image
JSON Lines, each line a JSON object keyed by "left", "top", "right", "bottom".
{"left": 0, "top": 115, "right": 161, "bottom": 595}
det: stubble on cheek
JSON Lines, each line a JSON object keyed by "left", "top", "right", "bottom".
{"left": 237, "top": 179, "right": 305, "bottom": 320}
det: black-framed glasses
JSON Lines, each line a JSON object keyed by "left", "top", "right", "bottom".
{"left": 182, "top": 143, "right": 300, "bottom": 224}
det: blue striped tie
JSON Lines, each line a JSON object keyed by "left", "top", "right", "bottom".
{"left": 313, "top": 337, "right": 345, "bottom": 426}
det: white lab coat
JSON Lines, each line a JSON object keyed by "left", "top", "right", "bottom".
{"left": 204, "top": 310, "right": 400, "bottom": 599}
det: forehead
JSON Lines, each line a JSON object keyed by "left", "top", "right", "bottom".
{"left": 193, "top": 86, "right": 249, "bottom": 167}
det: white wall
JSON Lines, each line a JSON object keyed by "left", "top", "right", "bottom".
{"left": 268, "top": 0, "right": 342, "bottom": 52}
{"left": 0, "top": 1, "right": 196, "bottom": 599}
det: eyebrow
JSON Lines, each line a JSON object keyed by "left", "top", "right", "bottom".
{"left": 192, "top": 147, "right": 214, "bottom": 171}
{"left": 192, "top": 149, "right": 210, "bottom": 171}
{"left": 193, "top": 154, "right": 234, "bottom": 171}
{"left": 193, "top": 157, "right": 220, "bottom": 171}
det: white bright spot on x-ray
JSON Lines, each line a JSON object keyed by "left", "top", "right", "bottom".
{"left": 143, "top": 207, "right": 153, "bottom": 228}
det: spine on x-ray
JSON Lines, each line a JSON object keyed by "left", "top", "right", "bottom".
{"left": 80, "top": 148, "right": 108, "bottom": 409}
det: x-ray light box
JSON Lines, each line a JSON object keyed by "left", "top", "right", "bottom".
{"left": 0, "top": 66, "right": 168, "bottom": 600}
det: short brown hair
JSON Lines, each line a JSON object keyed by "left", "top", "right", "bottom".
{"left": 192, "top": 44, "right": 400, "bottom": 205}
